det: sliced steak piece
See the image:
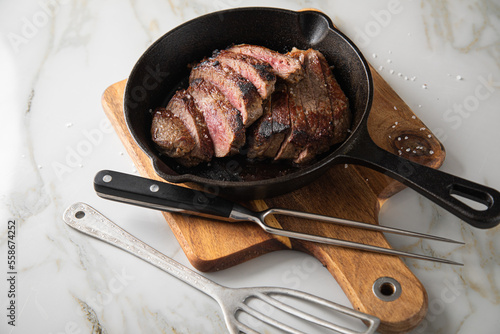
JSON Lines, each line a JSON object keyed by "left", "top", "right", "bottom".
{"left": 289, "top": 48, "right": 335, "bottom": 164}
{"left": 214, "top": 50, "right": 276, "bottom": 99}
{"left": 247, "top": 98, "right": 273, "bottom": 159}
{"left": 166, "top": 89, "right": 214, "bottom": 167}
{"left": 317, "top": 51, "right": 351, "bottom": 144}
{"left": 228, "top": 44, "right": 304, "bottom": 83}
{"left": 151, "top": 107, "right": 195, "bottom": 158}
{"left": 274, "top": 80, "right": 309, "bottom": 160}
{"left": 190, "top": 58, "right": 263, "bottom": 127}
{"left": 247, "top": 82, "right": 292, "bottom": 159}
{"left": 189, "top": 79, "right": 245, "bottom": 157}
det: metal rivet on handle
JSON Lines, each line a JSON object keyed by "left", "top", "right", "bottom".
{"left": 372, "top": 277, "right": 401, "bottom": 302}
{"left": 103, "top": 175, "right": 112, "bottom": 183}
{"left": 150, "top": 184, "right": 159, "bottom": 192}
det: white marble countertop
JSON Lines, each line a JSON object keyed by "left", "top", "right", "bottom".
{"left": 1, "top": 0, "right": 499, "bottom": 333}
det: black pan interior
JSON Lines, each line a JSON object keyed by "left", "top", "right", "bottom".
{"left": 124, "top": 7, "right": 372, "bottom": 197}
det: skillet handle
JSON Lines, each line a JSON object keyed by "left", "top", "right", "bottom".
{"left": 93, "top": 170, "right": 234, "bottom": 220}
{"left": 343, "top": 138, "right": 500, "bottom": 229}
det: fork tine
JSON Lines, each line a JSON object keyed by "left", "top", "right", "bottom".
{"left": 258, "top": 288, "right": 380, "bottom": 334}
{"left": 255, "top": 291, "right": 375, "bottom": 334}
{"left": 238, "top": 303, "right": 306, "bottom": 334}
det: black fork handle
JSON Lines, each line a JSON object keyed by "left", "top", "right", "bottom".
{"left": 341, "top": 133, "right": 500, "bottom": 229}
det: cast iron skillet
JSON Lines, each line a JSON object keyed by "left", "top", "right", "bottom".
{"left": 124, "top": 7, "right": 500, "bottom": 229}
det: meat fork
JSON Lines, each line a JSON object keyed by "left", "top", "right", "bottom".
{"left": 93, "top": 170, "right": 464, "bottom": 265}
{"left": 63, "top": 202, "right": 380, "bottom": 334}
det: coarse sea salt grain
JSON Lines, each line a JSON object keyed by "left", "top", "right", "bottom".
{"left": 422, "top": 84, "right": 428, "bottom": 89}
{"left": 389, "top": 70, "right": 395, "bottom": 74}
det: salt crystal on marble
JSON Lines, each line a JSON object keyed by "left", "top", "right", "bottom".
{"left": 66, "top": 122, "right": 73, "bottom": 128}
{"left": 372, "top": 53, "right": 377, "bottom": 58}
{"left": 398, "top": 72, "right": 402, "bottom": 77}
{"left": 411, "top": 76, "right": 416, "bottom": 81}
{"left": 387, "top": 59, "right": 392, "bottom": 63}
{"left": 379, "top": 65, "right": 384, "bottom": 71}
{"left": 422, "top": 84, "right": 428, "bottom": 89}
{"left": 388, "top": 50, "right": 392, "bottom": 54}
{"left": 389, "top": 70, "right": 395, "bottom": 74}
{"left": 456, "top": 75, "right": 463, "bottom": 81}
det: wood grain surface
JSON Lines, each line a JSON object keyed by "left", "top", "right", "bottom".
{"left": 101, "top": 65, "right": 445, "bottom": 333}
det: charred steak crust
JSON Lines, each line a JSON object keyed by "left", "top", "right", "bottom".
{"left": 289, "top": 49, "right": 335, "bottom": 164}
{"left": 274, "top": 80, "right": 309, "bottom": 160}
{"left": 247, "top": 81, "right": 293, "bottom": 160}
{"left": 316, "top": 51, "right": 351, "bottom": 145}
{"left": 228, "top": 44, "right": 304, "bottom": 83}
{"left": 247, "top": 98, "right": 273, "bottom": 159}
{"left": 189, "top": 58, "right": 263, "bottom": 127}
{"left": 151, "top": 107, "right": 195, "bottom": 158}
{"left": 189, "top": 79, "right": 245, "bottom": 157}
{"left": 214, "top": 50, "right": 277, "bottom": 99}
{"left": 168, "top": 89, "right": 214, "bottom": 167}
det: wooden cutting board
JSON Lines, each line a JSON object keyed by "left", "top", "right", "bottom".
{"left": 101, "top": 66, "right": 445, "bottom": 333}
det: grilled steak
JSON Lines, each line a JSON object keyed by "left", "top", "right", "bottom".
{"left": 150, "top": 45, "right": 350, "bottom": 168}
{"left": 190, "top": 58, "right": 263, "bottom": 127}
{"left": 228, "top": 44, "right": 304, "bottom": 82}
{"left": 151, "top": 107, "right": 195, "bottom": 158}
{"left": 167, "top": 89, "right": 214, "bottom": 167}
{"left": 317, "top": 51, "right": 351, "bottom": 145}
{"left": 214, "top": 50, "right": 276, "bottom": 99}
{"left": 274, "top": 79, "right": 309, "bottom": 160}
{"left": 288, "top": 48, "right": 335, "bottom": 164}
{"left": 247, "top": 82, "right": 290, "bottom": 159}
{"left": 189, "top": 79, "right": 245, "bottom": 157}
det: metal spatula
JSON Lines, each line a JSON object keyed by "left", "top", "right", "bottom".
{"left": 63, "top": 202, "right": 380, "bottom": 334}
{"left": 93, "top": 170, "right": 463, "bottom": 265}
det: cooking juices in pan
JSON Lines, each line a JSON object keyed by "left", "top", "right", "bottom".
{"left": 125, "top": 7, "right": 500, "bottom": 228}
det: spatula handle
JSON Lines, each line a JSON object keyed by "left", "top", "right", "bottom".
{"left": 93, "top": 170, "right": 234, "bottom": 220}
{"left": 63, "top": 202, "right": 222, "bottom": 296}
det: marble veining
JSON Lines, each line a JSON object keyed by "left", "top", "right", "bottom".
{"left": 1, "top": 0, "right": 500, "bottom": 333}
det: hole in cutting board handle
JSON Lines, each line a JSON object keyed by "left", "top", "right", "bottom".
{"left": 372, "top": 277, "right": 402, "bottom": 302}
